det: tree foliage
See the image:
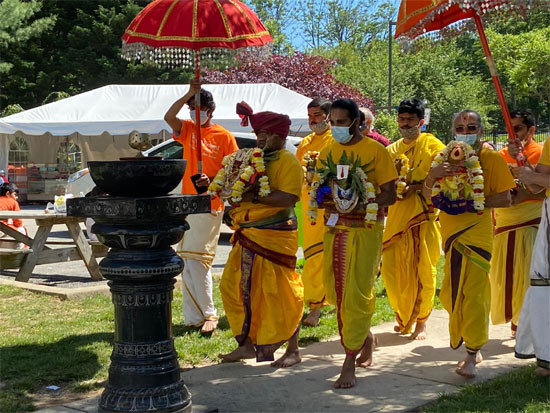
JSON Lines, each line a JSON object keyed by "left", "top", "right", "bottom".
{"left": 203, "top": 52, "right": 374, "bottom": 109}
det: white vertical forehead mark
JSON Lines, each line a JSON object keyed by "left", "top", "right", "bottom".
{"left": 461, "top": 114, "right": 468, "bottom": 123}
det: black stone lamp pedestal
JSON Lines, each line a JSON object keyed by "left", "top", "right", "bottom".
{"left": 68, "top": 194, "right": 210, "bottom": 412}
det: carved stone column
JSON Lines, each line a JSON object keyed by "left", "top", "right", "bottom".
{"left": 68, "top": 194, "right": 210, "bottom": 412}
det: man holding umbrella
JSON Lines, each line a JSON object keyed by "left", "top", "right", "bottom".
{"left": 164, "top": 78, "right": 238, "bottom": 334}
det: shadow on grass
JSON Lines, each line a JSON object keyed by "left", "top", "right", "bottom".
{"left": 0, "top": 332, "right": 112, "bottom": 413}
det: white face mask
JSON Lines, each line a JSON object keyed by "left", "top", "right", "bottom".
{"left": 331, "top": 126, "right": 353, "bottom": 144}
{"left": 310, "top": 119, "right": 329, "bottom": 134}
{"left": 190, "top": 109, "right": 209, "bottom": 125}
{"left": 454, "top": 134, "right": 479, "bottom": 146}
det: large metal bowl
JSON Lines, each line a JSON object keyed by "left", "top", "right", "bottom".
{"left": 87, "top": 159, "right": 186, "bottom": 197}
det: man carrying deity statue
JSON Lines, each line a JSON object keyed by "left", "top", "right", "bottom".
{"left": 514, "top": 137, "right": 550, "bottom": 377}
{"left": 296, "top": 98, "right": 334, "bottom": 327}
{"left": 214, "top": 103, "right": 304, "bottom": 368}
{"left": 164, "top": 78, "right": 239, "bottom": 334}
{"left": 422, "top": 109, "right": 516, "bottom": 378}
{"left": 312, "top": 98, "right": 397, "bottom": 388}
{"left": 490, "top": 110, "right": 545, "bottom": 337}
{"left": 381, "top": 98, "right": 445, "bottom": 340}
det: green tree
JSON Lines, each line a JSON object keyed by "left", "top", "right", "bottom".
{"left": 246, "top": 0, "right": 293, "bottom": 54}
{"left": 489, "top": 26, "right": 550, "bottom": 125}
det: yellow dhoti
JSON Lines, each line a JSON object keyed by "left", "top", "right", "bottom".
{"left": 220, "top": 207, "right": 304, "bottom": 362}
{"left": 382, "top": 133, "right": 444, "bottom": 334}
{"left": 324, "top": 223, "right": 383, "bottom": 354}
{"left": 301, "top": 191, "right": 327, "bottom": 309}
{"left": 382, "top": 208, "right": 441, "bottom": 334}
{"left": 490, "top": 202, "right": 541, "bottom": 326}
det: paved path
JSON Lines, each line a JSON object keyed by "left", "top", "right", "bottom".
{"left": 35, "top": 309, "right": 526, "bottom": 413}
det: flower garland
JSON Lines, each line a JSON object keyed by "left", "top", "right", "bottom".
{"left": 207, "top": 148, "right": 270, "bottom": 204}
{"left": 395, "top": 153, "right": 411, "bottom": 201}
{"left": 301, "top": 150, "right": 320, "bottom": 186}
{"left": 307, "top": 152, "right": 378, "bottom": 227}
{"left": 430, "top": 141, "right": 485, "bottom": 214}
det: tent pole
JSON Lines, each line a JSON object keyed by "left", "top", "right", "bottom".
{"left": 473, "top": 13, "right": 525, "bottom": 165}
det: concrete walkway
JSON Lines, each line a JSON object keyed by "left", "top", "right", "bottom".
{"left": 35, "top": 309, "right": 526, "bottom": 413}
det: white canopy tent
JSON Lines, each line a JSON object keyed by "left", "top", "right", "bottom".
{"left": 0, "top": 83, "right": 312, "bottom": 174}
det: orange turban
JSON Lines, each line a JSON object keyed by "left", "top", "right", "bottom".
{"left": 236, "top": 101, "right": 291, "bottom": 139}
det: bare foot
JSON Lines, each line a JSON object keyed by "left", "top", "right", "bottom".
{"left": 200, "top": 319, "right": 218, "bottom": 334}
{"left": 457, "top": 351, "right": 483, "bottom": 367}
{"left": 219, "top": 339, "right": 256, "bottom": 362}
{"left": 334, "top": 355, "right": 356, "bottom": 389}
{"left": 356, "top": 332, "right": 378, "bottom": 368}
{"left": 271, "top": 349, "right": 301, "bottom": 368}
{"left": 535, "top": 367, "right": 550, "bottom": 377}
{"left": 409, "top": 321, "right": 427, "bottom": 340}
{"left": 456, "top": 352, "right": 480, "bottom": 378}
{"left": 303, "top": 308, "right": 321, "bottom": 327}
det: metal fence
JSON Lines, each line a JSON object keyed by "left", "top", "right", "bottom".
{"left": 482, "top": 128, "right": 549, "bottom": 151}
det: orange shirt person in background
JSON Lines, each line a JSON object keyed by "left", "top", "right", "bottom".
{"left": 0, "top": 183, "right": 28, "bottom": 249}
{"left": 164, "top": 78, "right": 238, "bottom": 334}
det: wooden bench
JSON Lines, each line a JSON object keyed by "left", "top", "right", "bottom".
{"left": 0, "top": 248, "right": 34, "bottom": 269}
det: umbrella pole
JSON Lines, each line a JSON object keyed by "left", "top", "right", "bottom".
{"left": 195, "top": 50, "right": 203, "bottom": 175}
{"left": 473, "top": 13, "right": 525, "bottom": 165}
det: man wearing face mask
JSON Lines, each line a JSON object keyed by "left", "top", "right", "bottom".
{"left": 490, "top": 110, "right": 544, "bottom": 338}
{"left": 164, "top": 78, "right": 238, "bottom": 334}
{"left": 422, "top": 109, "right": 515, "bottom": 378}
{"left": 295, "top": 98, "right": 333, "bottom": 327}
{"left": 381, "top": 98, "right": 445, "bottom": 341}
{"left": 219, "top": 102, "right": 304, "bottom": 368}
{"left": 317, "top": 99, "right": 397, "bottom": 389}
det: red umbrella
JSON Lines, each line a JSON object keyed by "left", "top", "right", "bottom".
{"left": 121, "top": 0, "right": 273, "bottom": 173}
{"left": 395, "top": 0, "right": 550, "bottom": 165}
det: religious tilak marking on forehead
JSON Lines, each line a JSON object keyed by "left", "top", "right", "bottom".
{"left": 461, "top": 114, "right": 469, "bottom": 123}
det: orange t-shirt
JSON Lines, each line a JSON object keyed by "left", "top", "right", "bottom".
{"left": 173, "top": 120, "right": 238, "bottom": 211}
{"left": 0, "top": 195, "right": 23, "bottom": 230}
{"left": 500, "top": 139, "right": 544, "bottom": 202}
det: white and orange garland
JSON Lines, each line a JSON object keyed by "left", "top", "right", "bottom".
{"left": 430, "top": 141, "right": 485, "bottom": 213}
{"left": 395, "top": 153, "right": 411, "bottom": 201}
{"left": 208, "top": 148, "right": 270, "bottom": 204}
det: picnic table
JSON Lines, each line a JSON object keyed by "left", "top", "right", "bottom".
{"left": 0, "top": 210, "right": 106, "bottom": 282}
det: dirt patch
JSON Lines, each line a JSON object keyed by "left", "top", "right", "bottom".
{"left": 31, "top": 384, "right": 103, "bottom": 410}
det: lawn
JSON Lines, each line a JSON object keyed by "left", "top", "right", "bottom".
{"left": 0, "top": 259, "right": 547, "bottom": 412}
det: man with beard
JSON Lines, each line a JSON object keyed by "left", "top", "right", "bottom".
{"left": 295, "top": 98, "right": 333, "bottom": 327}
{"left": 490, "top": 110, "right": 545, "bottom": 337}
{"left": 381, "top": 98, "right": 445, "bottom": 340}
{"left": 219, "top": 102, "right": 304, "bottom": 368}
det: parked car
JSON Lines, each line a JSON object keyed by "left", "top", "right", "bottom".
{"left": 66, "top": 132, "right": 302, "bottom": 197}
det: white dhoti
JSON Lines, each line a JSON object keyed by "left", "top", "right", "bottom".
{"left": 515, "top": 198, "right": 550, "bottom": 370}
{"left": 176, "top": 211, "right": 223, "bottom": 326}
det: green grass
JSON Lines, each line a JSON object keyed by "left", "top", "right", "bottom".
{"left": 422, "top": 364, "right": 550, "bottom": 412}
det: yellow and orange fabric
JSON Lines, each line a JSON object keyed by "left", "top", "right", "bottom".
{"left": 220, "top": 149, "right": 304, "bottom": 361}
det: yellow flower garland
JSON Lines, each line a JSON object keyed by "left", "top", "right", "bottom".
{"left": 395, "top": 153, "right": 410, "bottom": 201}
{"left": 207, "top": 148, "right": 271, "bottom": 204}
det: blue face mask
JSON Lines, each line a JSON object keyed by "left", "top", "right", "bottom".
{"left": 454, "top": 134, "right": 478, "bottom": 147}
{"left": 331, "top": 126, "right": 353, "bottom": 144}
